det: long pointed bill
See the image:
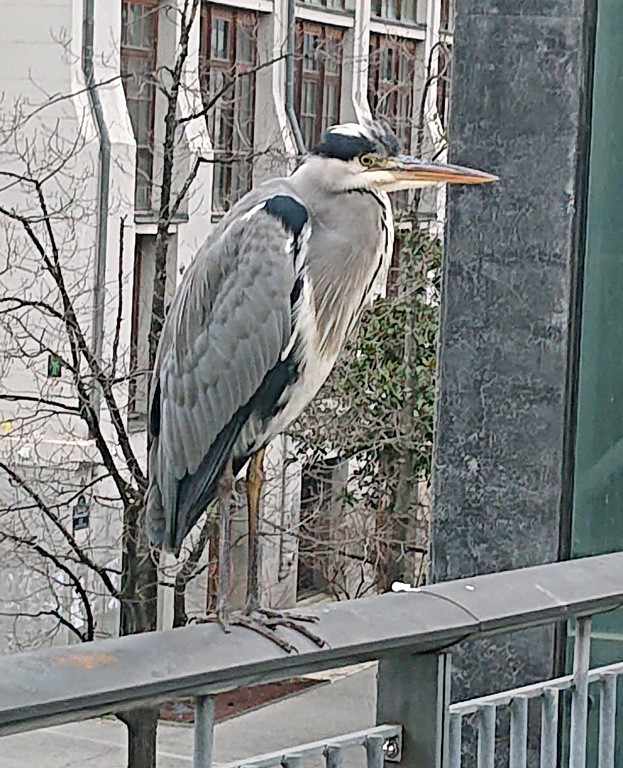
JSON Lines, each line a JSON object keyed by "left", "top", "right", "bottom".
{"left": 390, "top": 156, "right": 498, "bottom": 185}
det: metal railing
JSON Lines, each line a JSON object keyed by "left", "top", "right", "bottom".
{"left": 446, "top": 616, "right": 621, "bottom": 768}
{"left": 1, "top": 552, "right": 623, "bottom": 767}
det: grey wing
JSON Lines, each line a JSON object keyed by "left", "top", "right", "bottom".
{"left": 146, "top": 195, "right": 308, "bottom": 553}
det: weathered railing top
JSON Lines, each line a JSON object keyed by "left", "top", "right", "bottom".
{"left": 1, "top": 552, "right": 623, "bottom": 736}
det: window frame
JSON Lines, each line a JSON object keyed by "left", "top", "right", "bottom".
{"left": 295, "top": 21, "right": 344, "bottom": 150}
{"left": 370, "top": 0, "right": 417, "bottom": 23}
{"left": 121, "top": 0, "right": 159, "bottom": 211}
{"left": 200, "top": 3, "right": 259, "bottom": 214}
{"left": 367, "top": 33, "right": 417, "bottom": 151}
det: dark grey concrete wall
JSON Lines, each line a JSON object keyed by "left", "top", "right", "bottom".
{"left": 431, "top": 0, "right": 595, "bottom": 761}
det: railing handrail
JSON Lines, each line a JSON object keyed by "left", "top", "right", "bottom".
{"left": 1, "top": 552, "right": 623, "bottom": 737}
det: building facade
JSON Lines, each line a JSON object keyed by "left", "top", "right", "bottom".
{"left": 0, "top": 0, "right": 453, "bottom": 649}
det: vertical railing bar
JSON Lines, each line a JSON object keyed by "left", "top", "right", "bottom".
{"left": 540, "top": 688, "right": 559, "bottom": 768}
{"left": 365, "top": 734, "right": 384, "bottom": 768}
{"left": 477, "top": 705, "right": 495, "bottom": 768}
{"left": 447, "top": 712, "right": 463, "bottom": 768}
{"left": 569, "top": 616, "right": 591, "bottom": 768}
{"left": 598, "top": 673, "right": 617, "bottom": 768}
{"left": 325, "top": 745, "right": 344, "bottom": 768}
{"left": 509, "top": 696, "right": 528, "bottom": 768}
{"left": 194, "top": 695, "right": 215, "bottom": 768}
{"left": 282, "top": 757, "right": 302, "bottom": 768}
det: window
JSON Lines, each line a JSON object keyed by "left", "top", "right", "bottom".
{"left": 439, "top": 0, "right": 455, "bottom": 31}
{"left": 368, "top": 34, "right": 416, "bottom": 150}
{"left": 200, "top": 5, "right": 258, "bottom": 213}
{"left": 121, "top": 0, "right": 159, "bottom": 211}
{"left": 295, "top": 23, "right": 344, "bottom": 150}
{"left": 129, "top": 235, "right": 177, "bottom": 417}
{"left": 371, "top": 0, "right": 417, "bottom": 22}
{"left": 301, "top": 0, "right": 346, "bottom": 8}
{"left": 368, "top": 35, "right": 417, "bottom": 210}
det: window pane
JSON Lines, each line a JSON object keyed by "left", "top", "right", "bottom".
{"left": 303, "top": 34, "right": 319, "bottom": 71}
{"left": 135, "top": 148, "right": 153, "bottom": 209}
{"left": 401, "top": 0, "right": 416, "bottom": 21}
{"left": 323, "top": 83, "right": 339, "bottom": 131}
{"left": 122, "top": 3, "right": 142, "bottom": 47}
{"left": 211, "top": 18, "right": 230, "bottom": 60}
{"left": 380, "top": 45, "right": 394, "bottom": 82}
{"left": 324, "top": 36, "right": 342, "bottom": 76}
{"left": 380, "top": 0, "right": 399, "bottom": 19}
{"left": 234, "top": 77, "right": 254, "bottom": 149}
{"left": 236, "top": 21, "right": 255, "bottom": 64}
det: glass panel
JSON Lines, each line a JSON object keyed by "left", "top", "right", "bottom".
{"left": 380, "top": 0, "right": 399, "bottom": 19}
{"left": 379, "top": 45, "right": 394, "bottom": 82}
{"left": 234, "top": 76, "right": 254, "bottom": 148}
{"left": 401, "top": 0, "right": 416, "bottom": 20}
{"left": 322, "top": 83, "right": 339, "bottom": 131}
{"left": 211, "top": 17, "right": 230, "bottom": 60}
{"left": 324, "top": 36, "right": 342, "bottom": 76}
{"left": 236, "top": 21, "right": 255, "bottom": 64}
{"left": 122, "top": 3, "right": 142, "bottom": 47}
{"left": 212, "top": 158, "right": 226, "bottom": 211}
{"left": 303, "top": 33, "right": 319, "bottom": 71}
{"left": 571, "top": 0, "right": 623, "bottom": 762}
{"left": 135, "top": 148, "right": 153, "bottom": 210}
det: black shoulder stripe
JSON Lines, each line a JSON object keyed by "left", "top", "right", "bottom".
{"left": 264, "top": 195, "right": 308, "bottom": 239}
{"left": 290, "top": 274, "right": 304, "bottom": 309}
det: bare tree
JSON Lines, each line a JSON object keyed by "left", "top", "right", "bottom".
{"left": 0, "top": 9, "right": 451, "bottom": 761}
{"left": 0, "top": 2, "right": 289, "bottom": 765}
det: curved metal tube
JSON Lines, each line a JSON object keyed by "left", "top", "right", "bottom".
{"left": 82, "top": 0, "right": 111, "bottom": 418}
{"left": 285, "top": 0, "right": 306, "bottom": 155}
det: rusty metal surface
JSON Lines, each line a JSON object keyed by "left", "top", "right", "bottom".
{"left": 0, "top": 552, "right": 622, "bottom": 736}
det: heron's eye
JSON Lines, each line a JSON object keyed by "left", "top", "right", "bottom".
{"left": 359, "top": 153, "right": 376, "bottom": 168}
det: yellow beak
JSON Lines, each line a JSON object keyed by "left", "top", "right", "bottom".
{"left": 388, "top": 156, "right": 498, "bottom": 185}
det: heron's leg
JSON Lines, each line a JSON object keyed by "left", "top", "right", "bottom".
{"left": 245, "top": 447, "right": 266, "bottom": 612}
{"left": 216, "top": 456, "right": 234, "bottom": 629}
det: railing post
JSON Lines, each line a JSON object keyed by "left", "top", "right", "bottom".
{"left": 194, "top": 695, "right": 215, "bottom": 768}
{"left": 377, "top": 651, "right": 451, "bottom": 768}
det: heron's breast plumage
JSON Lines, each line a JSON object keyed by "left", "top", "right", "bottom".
{"left": 240, "top": 187, "right": 394, "bottom": 451}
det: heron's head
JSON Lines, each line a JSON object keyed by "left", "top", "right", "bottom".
{"left": 304, "top": 119, "right": 497, "bottom": 193}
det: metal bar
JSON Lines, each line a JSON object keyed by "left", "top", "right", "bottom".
{"left": 451, "top": 658, "right": 623, "bottom": 714}
{"left": 447, "top": 712, "right": 462, "bottom": 768}
{"left": 218, "top": 726, "right": 402, "bottom": 768}
{"left": 325, "top": 746, "right": 344, "bottom": 768}
{"left": 477, "top": 705, "right": 495, "bottom": 768}
{"left": 2, "top": 553, "right": 623, "bottom": 736}
{"left": 569, "top": 617, "right": 591, "bottom": 768}
{"left": 509, "top": 697, "right": 528, "bottom": 768}
{"left": 364, "top": 735, "right": 384, "bottom": 768}
{"left": 598, "top": 673, "right": 617, "bottom": 768}
{"left": 193, "top": 695, "right": 215, "bottom": 768}
{"left": 377, "top": 651, "right": 451, "bottom": 768}
{"left": 539, "top": 688, "right": 559, "bottom": 768}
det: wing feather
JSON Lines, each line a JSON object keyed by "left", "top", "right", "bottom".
{"left": 146, "top": 194, "right": 308, "bottom": 552}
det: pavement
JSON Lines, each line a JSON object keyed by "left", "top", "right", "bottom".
{"left": 0, "top": 663, "right": 377, "bottom": 768}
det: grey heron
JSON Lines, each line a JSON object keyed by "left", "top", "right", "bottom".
{"left": 146, "top": 119, "right": 496, "bottom": 647}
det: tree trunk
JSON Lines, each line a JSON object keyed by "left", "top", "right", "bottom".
{"left": 119, "top": 499, "right": 160, "bottom": 768}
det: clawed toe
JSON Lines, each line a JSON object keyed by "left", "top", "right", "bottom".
{"left": 191, "top": 608, "right": 327, "bottom": 652}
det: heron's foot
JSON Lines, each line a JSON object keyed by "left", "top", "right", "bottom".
{"left": 192, "top": 608, "right": 327, "bottom": 654}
